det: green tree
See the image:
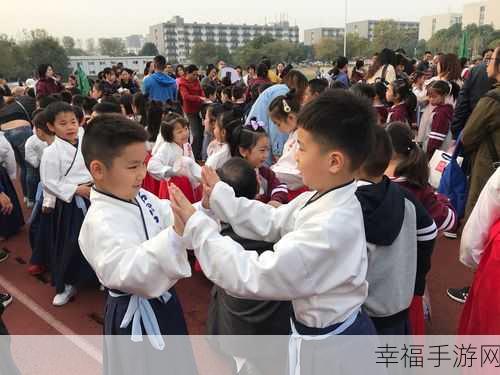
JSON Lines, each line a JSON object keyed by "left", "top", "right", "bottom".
{"left": 24, "top": 35, "right": 70, "bottom": 78}
{"left": 0, "top": 35, "right": 19, "bottom": 80}
{"left": 139, "top": 42, "right": 159, "bottom": 56}
{"left": 346, "top": 33, "right": 371, "bottom": 59}
{"left": 99, "top": 38, "right": 126, "bottom": 56}
{"left": 415, "top": 39, "right": 428, "bottom": 58}
{"left": 189, "top": 42, "right": 232, "bottom": 67}
{"left": 489, "top": 38, "right": 500, "bottom": 49}
{"left": 427, "top": 23, "right": 463, "bottom": 54}
{"left": 371, "top": 20, "right": 401, "bottom": 52}
{"left": 314, "top": 38, "right": 341, "bottom": 62}
{"left": 61, "top": 36, "right": 86, "bottom": 56}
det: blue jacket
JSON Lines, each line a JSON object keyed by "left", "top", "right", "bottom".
{"left": 247, "top": 84, "right": 290, "bottom": 165}
{"left": 143, "top": 72, "right": 177, "bottom": 102}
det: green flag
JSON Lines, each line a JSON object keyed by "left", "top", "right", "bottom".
{"left": 458, "top": 31, "right": 470, "bottom": 59}
{"left": 75, "top": 64, "right": 91, "bottom": 96}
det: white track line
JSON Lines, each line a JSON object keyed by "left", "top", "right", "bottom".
{"left": 0, "top": 274, "right": 102, "bottom": 364}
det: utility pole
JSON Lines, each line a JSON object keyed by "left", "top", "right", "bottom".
{"left": 344, "top": 0, "right": 348, "bottom": 56}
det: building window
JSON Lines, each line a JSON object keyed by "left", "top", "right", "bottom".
{"left": 89, "top": 62, "right": 95, "bottom": 66}
{"left": 99, "top": 61, "right": 106, "bottom": 65}
{"left": 479, "top": 6, "right": 485, "bottom": 26}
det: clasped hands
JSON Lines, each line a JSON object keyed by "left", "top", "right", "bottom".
{"left": 169, "top": 166, "right": 220, "bottom": 236}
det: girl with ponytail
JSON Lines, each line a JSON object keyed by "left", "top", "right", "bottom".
{"left": 386, "top": 79, "right": 417, "bottom": 125}
{"left": 385, "top": 121, "right": 457, "bottom": 335}
{"left": 268, "top": 89, "right": 306, "bottom": 200}
{"left": 229, "top": 118, "right": 289, "bottom": 206}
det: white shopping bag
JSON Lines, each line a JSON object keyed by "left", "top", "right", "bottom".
{"left": 428, "top": 149, "right": 463, "bottom": 189}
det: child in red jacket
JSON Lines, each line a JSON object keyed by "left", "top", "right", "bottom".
{"left": 385, "top": 122, "right": 458, "bottom": 335}
{"left": 423, "top": 80, "right": 454, "bottom": 159}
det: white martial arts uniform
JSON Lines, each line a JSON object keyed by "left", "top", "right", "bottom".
{"left": 270, "top": 130, "right": 303, "bottom": 190}
{"left": 0, "top": 132, "right": 16, "bottom": 180}
{"left": 24, "top": 134, "right": 47, "bottom": 168}
{"left": 183, "top": 180, "right": 369, "bottom": 329}
{"left": 40, "top": 128, "right": 92, "bottom": 203}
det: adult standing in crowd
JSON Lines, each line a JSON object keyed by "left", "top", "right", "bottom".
{"left": 143, "top": 55, "right": 177, "bottom": 103}
{"left": 246, "top": 69, "right": 308, "bottom": 164}
{"left": 0, "top": 94, "right": 36, "bottom": 202}
{"left": 35, "top": 64, "right": 64, "bottom": 97}
{"left": 462, "top": 47, "right": 500, "bottom": 219}
{"left": 366, "top": 48, "right": 397, "bottom": 84}
{"left": 201, "top": 64, "right": 219, "bottom": 88}
{"left": 451, "top": 49, "right": 495, "bottom": 140}
{"left": 416, "top": 51, "right": 434, "bottom": 73}
{"left": 178, "top": 64, "right": 209, "bottom": 160}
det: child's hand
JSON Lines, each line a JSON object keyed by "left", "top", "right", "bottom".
{"left": 172, "top": 209, "right": 185, "bottom": 236}
{"left": 0, "top": 193, "right": 13, "bottom": 215}
{"left": 76, "top": 185, "right": 91, "bottom": 199}
{"left": 169, "top": 184, "right": 196, "bottom": 226}
{"left": 201, "top": 166, "right": 220, "bottom": 192}
{"left": 268, "top": 200, "right": 282, "bottom": 208}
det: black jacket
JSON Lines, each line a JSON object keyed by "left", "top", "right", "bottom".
{"left": 451, "top": 63, "right": 493, "bottom": 140}
{"left": 206, "top": 224, "right": 291, "bottom": 335}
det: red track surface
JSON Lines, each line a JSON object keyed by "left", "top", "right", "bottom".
{"left": 1, "top": 182, "right": 473, "bottom": 336}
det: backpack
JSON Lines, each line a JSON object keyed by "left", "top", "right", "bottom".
{"left": 438, "top": 136, "right": 468, "bottom": 218}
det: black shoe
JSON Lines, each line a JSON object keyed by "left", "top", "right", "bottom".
{"left": 0, "top": 249, "right": 8, "bottom": 263}
{"left": 0, "top": 293, "right": 13, "bottom": 308}
{"left": 447, "top": 287, "right": 469, "bottom": 304}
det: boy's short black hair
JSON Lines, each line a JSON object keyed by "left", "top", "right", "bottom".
{"left": 217, "top": 157, "right": 258, "bottom": 199}
{"left": 350, "top": 83, "right": 376, "bottom": 100}
{"left": 308, "top": 78, "right": 329, "bottom": 95}
{"left": 154, "top": 55, "right": 166, "bottom": 70}
{"left": 82, "top": 97, "right": 98, "bottom": 115}
{"left": 297, "top": 89, "right": 376, "bottom": 171}
{"left": 82, "top": 114, "right": 148, "bottom": 169}
{"left": 73, "top": 106, "right": 85, "bottom": 123}
{"left": 186, "top": 64, "right": 198, "bottom": 74}
{"left": 92, "top": 101, "right": 122, "bottom": 115}
{"left": 203, "top": 84, "right": 216, "bottom": 98}
{"left": 37, "top": 94, "right": 60, "bottom": 109}
{"left": 60, "top": 90, "right": 72, "bottom": 103}
{"left": 45, "top": 101, "right": 76, "bottom": 124}
{"left": 360, "top": 125, "right": 392, "bottom": 178}
{"left": 231, "top": 85, "right": 246, "bottom": 100}
{"left": 72, "top": 94, "right": 85, "bottom": 107}
{"left": 33, "top": 110, "right": 54, "bottom": 135}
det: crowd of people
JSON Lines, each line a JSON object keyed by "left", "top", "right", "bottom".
{"left": 0, "top": 44, "right": 499, "bottom": 373}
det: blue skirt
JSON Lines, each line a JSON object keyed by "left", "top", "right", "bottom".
{"left": 51, "top": 197, "right": 96, "bottom": 293}
{"left": 103, "top": 288, "right": 198, "bottom": 375}
{"left": 0, "top": 166, "right": 24, "bottom": 239}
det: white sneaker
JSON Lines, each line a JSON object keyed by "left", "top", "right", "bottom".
{"left": 52, "top": 285, "right": 76, "bottom": 306}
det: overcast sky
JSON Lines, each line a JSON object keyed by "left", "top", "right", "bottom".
{"left": 1, "top": 0, "right": 473, "bottom": 40}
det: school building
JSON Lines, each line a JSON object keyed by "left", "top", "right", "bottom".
{"left": 346, "top": 20, "right": 420, "bottom": 41}
{"left": 148, "top": 16, "right": 300, "bottom": 63}
{"left": 418, "top": 13, "right": 463, "bottom": 41}
{"left": 68, "top": 56, "right": 154, "bottom": 77}
{"left": 303, "top": 27, "right": 345, "bottom": 46}
{"left": 462, "top": 0, "right": 500, "bottom": 29}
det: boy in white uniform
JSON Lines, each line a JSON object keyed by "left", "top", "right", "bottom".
{"left": 170, "top": 90, "right": 378, "bottom": 374}
{"left": 78, "top": 114, "right": 197, "bottom": 375}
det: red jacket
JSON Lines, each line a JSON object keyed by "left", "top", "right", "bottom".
{"left": 392, "top": 177, "right": 457, "bottom": 233}
{"left": 427, "top": 103, "right": 453, "bottom": 158}
{"left": 387, "top": 103, "right": 410, "bottom": 124}
{"left": 178, "top": 77, "right": 203, "bottom": 114}
{"left": 256, "top": 166, "right": 289, "bottom": 204}
{"left": 35, "top": 78, "right": 64, "bottom": 97}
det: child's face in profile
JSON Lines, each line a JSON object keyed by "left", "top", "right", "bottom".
{"left": 386, "top": 84, "right": 396, "bottom": 104}
{"left": 93, "top": 142, "right": 148, "bottom": 201}
{"left": 428, "top": 90, "right": 445, "bottom": 106}
{"left": 272, "top": 114, "right": 297, "bottom": 134}
{"left": 48, "top": 111, "right": 79, "bottom": 143}
{"left": 213, "top": 122, "right": 224, "bottom": 143}
{"left": 172, "top": 123, "right": 189, "bottom": 146}
{"left": 240, "top": 136, "right": 269, "bottom": 168}
{"left": 35, "top": 128, "right": 53, "bottom": 143}
{"left": 302, "top": 87, "right": 315, "bottom": 105}
{"left": 296, "top": 128, "right": 346, "bottom": 193}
